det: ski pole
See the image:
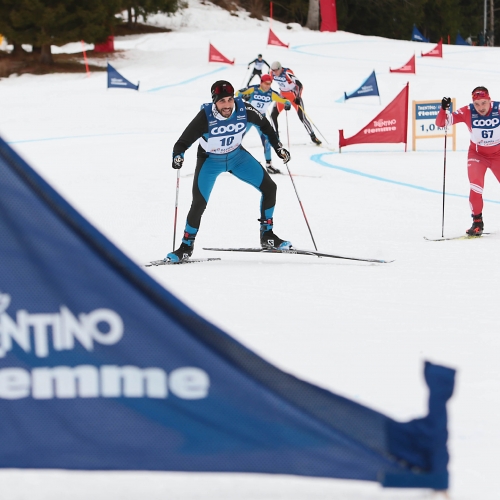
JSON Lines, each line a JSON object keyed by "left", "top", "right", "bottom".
{"left": 241, "top": 68, "right": 252, "bottom": 88}
{"left": 441, "top": 122, "right": 448, "bottom": 238}
{"left": 299, "top": 105, "right": 330, "bottom": 144}
{"left": 172, "top": 168, "right": 181, "bottom": 251}
{"left": 284, "top": 110, "right": 318, "bottom": 250}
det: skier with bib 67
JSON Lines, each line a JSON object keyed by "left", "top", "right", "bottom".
{"left": 166, "top": 80, "right": 292, "bottom": 263}
{"left": 436, "top": 87, "right": 500, "bottom": 236}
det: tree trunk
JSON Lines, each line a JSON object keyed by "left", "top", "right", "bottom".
{"left": 11, "top": 43, "right": 26, "bottom": 57}
{"left": 40, "top": 44, "right": 53, "bottom": 64}
{"left": 127, "top": 7, "right": 133, "bottom": 27}
{"left": 306, "top": 0, "right": 320, "bottom": 30}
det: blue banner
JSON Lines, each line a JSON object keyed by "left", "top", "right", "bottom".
{"left": 344, "top": 70, "right": 379, "bottom": 101}
{"left": 455, "top": 32, "right": 470, "bottom": 46}
{"left": 0, "top": 134, "right": 454, "bottom": 489}
{"left": 412, "top": 25, "right": 429, "bottom": 43}
{"left": 107, "top": 63, "right": 139, "bottom": 90}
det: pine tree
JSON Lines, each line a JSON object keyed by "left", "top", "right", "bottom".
{"left": 0, "top": 0, "right": 123, "bottom": 64}
{"left": 122, "top": 0, "right": 179, "bottom": 26}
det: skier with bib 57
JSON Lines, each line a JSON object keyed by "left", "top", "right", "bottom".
{"left": 237, "top": 73, "right": 291, "bottom": 174}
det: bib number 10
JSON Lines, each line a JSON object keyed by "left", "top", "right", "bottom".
{"left": 220, "top": 137, "right": 235, "bottom": 146}
{"left": 482, "top": 130, "right": 494, "bottom": 138}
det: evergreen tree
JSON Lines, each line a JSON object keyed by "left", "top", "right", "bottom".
{"left": 122, "top": 0, "right": 179, "bottom": 26}
{"left": 0, "top": 0, "right": 123, "bottom": 64}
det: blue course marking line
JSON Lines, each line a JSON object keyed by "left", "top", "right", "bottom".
{"left": 290, "top": 42, "right": 500, "bottom": 75}
{"left": 7, "top": 131, "right": 165, "bottom": 145}
{"left": 311, "top": 152, "right": 500, "bottom": 205}
{"left": 147, "top": 66, "right": 228, "bottom": 92}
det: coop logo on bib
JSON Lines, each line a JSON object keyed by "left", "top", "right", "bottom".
{"left": 253, "top": 94, "right": 271, "bottom": 102}
{"left": 211, "top": 122, "right": 245, "bottom": 135}
{"left": 473, "top": 118, "right": 500, "bottom": 127}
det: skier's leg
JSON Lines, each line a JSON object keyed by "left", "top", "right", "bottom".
{"left": 467, "top": 151, "right": 488, "bottom": 215}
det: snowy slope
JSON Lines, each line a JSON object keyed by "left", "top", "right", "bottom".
{"left": 1, "top": 1, "right": 500, "bottom": 498}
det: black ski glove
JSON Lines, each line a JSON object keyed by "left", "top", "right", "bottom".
{"left": 284, "top": 101, "right": 291, "bottom": 111}
{"left": 441, "top": 97, "right": 451, "bottom": 110}
{"left": 276, "top": 146, "right": 291, "bottom": 164}
{"left": 172, "top": 153, "right": 184, "bottom": 169}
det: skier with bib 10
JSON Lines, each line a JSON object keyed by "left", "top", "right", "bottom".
{"left": 166, "top": 80, "right": 292, "bottom": 263}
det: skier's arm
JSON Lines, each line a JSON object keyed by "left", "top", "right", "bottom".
{"left": 245, "top": 103, "right": 281, "bottom": 150}
{"left": 435, "top": 105, "right": 470, "bottom": 127}
{"left": 247, "top": 59, "right": 256, "bottom": 69}
{"left": 234, "top": 87, "right": 255, "bottom": 97}
{"left": 173, "top": 109, "right": 209, "bottom": 155}
{"left": 271, "top": 90, "right": 290, "bottom": 105}
{"left": 262, "top": 60, "right": 270, "bottom": 69}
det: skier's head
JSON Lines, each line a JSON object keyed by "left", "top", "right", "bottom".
{"left": 211, "top": 80, "right": 235, "bottom": 118}
{"left": 270, "top": 61, "right": 282, "bottom": 75}
{"left": 260, "top": 74, "right": 272, "bottom": 87}
{"left": 257, "top": 54, "right": 262, "bottom": 58}
{"left": 472, "top": 86, "right": 491, "bottom": 116}
{"left": 211, "top": 80, "right": 235, "bottom": 104}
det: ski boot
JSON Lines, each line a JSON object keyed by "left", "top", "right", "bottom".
{"left": 310, "top": 134, "right": 322, "bottom": 146}
{"left": 259, "top": 218, "right": 292, "bottom": 249}
{"left": 165, "top": 232, "right": 195, "bottom": 262}
{"left": 266, "top": 160, "right": 281, "bottom": 175}
{"left": 466, "top": 213, "right": 484, "bottom": 236}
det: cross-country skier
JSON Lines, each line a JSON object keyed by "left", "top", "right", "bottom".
{"left": 236, "top": 74, "right": 291, "bottom": 174}
{"left": 247, "top": 54, "right": 270, "bottom": 86}
{"left": 166, "top": 80, "right": 292, "bottom": 263}
{"left": 436, "top": 87, "right": 500, "bottom": 236}
{"left": 269, "top": 61, "right": 321, "bottom": 145}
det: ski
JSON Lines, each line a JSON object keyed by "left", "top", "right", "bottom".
{"left": 145, "top": 258, "right": 221, "bottom": 267}
{"left": 203, "top": 247, "right": 392, "bottom": 264}
{"left": 317, "top": 144, "right": 336, "bottom": 152}
{"left": 424, "top": 232, "right": 491, "bottom": 242}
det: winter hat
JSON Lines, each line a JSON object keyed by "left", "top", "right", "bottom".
{"left": 270, "top": 61, "right": 282, "bottom": 70}
{"left": 260, "top": 74, "right": 272, "bottom": 83}
{"left": 211, "top": 80, "right": 235, "bottom": 103}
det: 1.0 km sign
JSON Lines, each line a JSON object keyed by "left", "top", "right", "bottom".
{"left": 412, "top": 99, "right": 456, "bottom": 151}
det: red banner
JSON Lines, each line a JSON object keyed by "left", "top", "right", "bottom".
{"left": 389, "top": 54, "right": 415, "bottom": 74}
{"left": 422, "top": 39, "right": 443, "bottom": 57}
{"left": 320, "top": 0, "right": 338, "bottom": 32}
{"left": 267, "top": 29, "right": 289, "bottom": 48}
{"left": 208, "top": 43, "right": 235, "bottom": 65}
{"left": 94, "top": 36, "right": 115, "bottom": 53}
{"left": 339, "top": 83, "right": 409, "bottom": 152}
{"left": 319, "top": 0, "right": 338, "bottom": 31}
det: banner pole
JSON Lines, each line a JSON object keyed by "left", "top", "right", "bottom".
{"left": 81, "top": 41, "right": 90, "bottom": 78}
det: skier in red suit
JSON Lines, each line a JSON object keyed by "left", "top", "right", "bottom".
{"left": 436, "top": 87, "right": 500, "bottom": 235}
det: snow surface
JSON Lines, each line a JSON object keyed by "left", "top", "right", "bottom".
{"left": 1, "top": 1, "right": 500, "bottom": 498}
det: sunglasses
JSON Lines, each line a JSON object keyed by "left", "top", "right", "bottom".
{"left": 212, "top": 83, "right": 234, "bottom": 96}
{"left": 472, "top": 91, "right": 489, "bottom": 100}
